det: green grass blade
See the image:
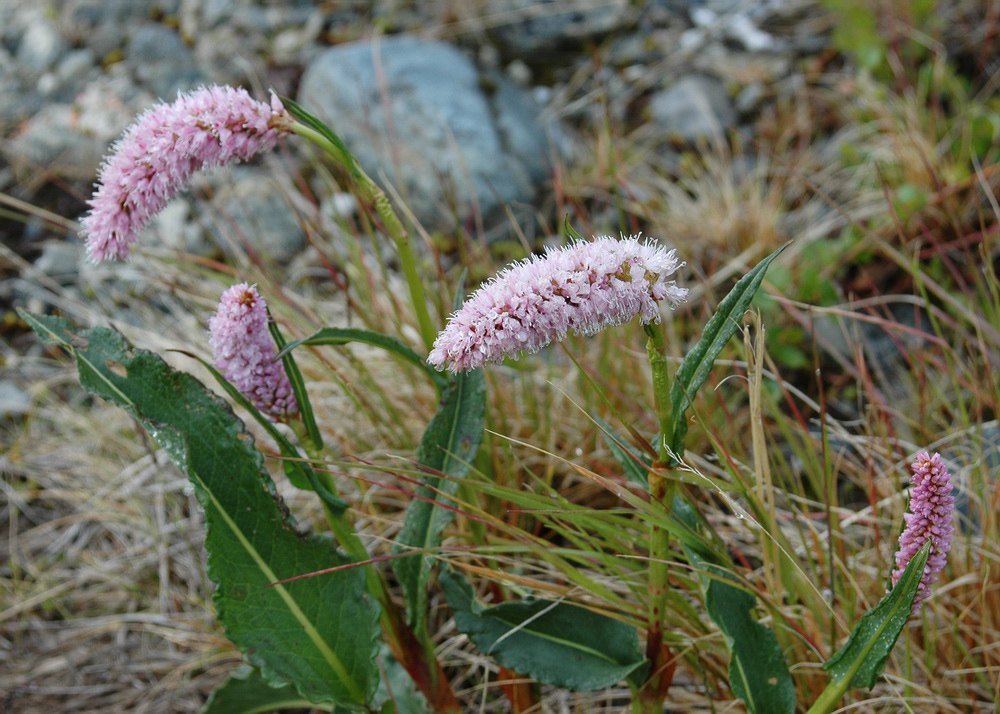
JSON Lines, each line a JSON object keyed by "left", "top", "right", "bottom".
{"left": 268, "top": 315, "right": 323, "bottom": 451}
{"left": 668, "top": 242, "right": 789, "bottom": 463}
{"left": 276, "top": 326, "right": 447, "bottom": 393}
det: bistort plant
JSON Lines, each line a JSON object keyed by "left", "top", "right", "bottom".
{"left": 20, "top": 84, "right": 955, "bottom": 714}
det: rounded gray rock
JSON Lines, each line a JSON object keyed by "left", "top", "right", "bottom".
{"left": 126, "top": 23, "right": 204, "bottom": 98}
{"left": 649, "top": 75, "right": 736, "bottom": 142}
{"left": 487, "top": 0, "right": 634, "bottom": 54}
{"left": 206, "top": 173, "right": 307, "bottom": 263}
{"left": 298, "top": 35, "right": 561, "bottom": 234}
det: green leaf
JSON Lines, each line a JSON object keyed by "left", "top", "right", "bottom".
{"left": 439, "top": 568, "right": 647, "bottom": 691}
{"left": 821, "top": 543, "right": 929, "bottom": 691}
{"left": 21, "top": 311, "right": 379, "bottom": 709}
{"left": 700, "top": 562, "right": 796, "bottom": 714}
{"left": 176, "top": 350, "right": 348, "bottom": 514}
{"left": 672, "top": 479, "right": 794, "bottom": 714}
{"left": 276, "top": 327, "right": 447, "bottom": 393}
{"left": 268, "top": 314, "right": 323, "bottom": 452}
{"left": 563, "top": 215, "right": 585, "bottom": 242}
{"left": 668, "top": 242, "right": 789, "bottom": 463}
{"left": 281, "top": 95, "right": 362, "bottom": 181}
{"left": 373, "top": 643, "right": 432, "bottom": 714}
{"left": 392, "top": 365, "right": 486, "bottom": 627}
{"left": 202, "top": 666, "right": 333, "bottom": 714}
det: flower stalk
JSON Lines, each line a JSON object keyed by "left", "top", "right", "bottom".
{"left": 636, "top": 320, "right": 678, "bottom": 713}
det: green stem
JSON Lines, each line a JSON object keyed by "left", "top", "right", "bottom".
{"left": 635, "top": 322, "right": 677, "bottom": 713}
{"left": 805, "top": 677, "right": 850, "bottom": 714}
{"left": 288, "top": 121, "right": 438, "bottom": 351}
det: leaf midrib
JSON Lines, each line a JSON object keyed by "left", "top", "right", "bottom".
{"left": 73, "top": 346, "right": 364, "bottom": 704}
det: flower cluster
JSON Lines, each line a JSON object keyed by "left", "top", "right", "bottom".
{"left": 890, "top": 451, "right": 955, "bottom": 612}
{"left": 428, "top": 236, "right": 688, "bottom": 372}
{"left": 81, "top": 85, "right": 291, "bottom": 262}
{"left": 208, "top": 283, "right": 298, "bottom": 421}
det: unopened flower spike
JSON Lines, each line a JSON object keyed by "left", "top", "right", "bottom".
{"left": 890, "top": 451, "right": 955, "bottom": 612}
{"left": 81, "top": 85, "right": 292, "bottom": 262}
{"left": 429, "top": 235, "right": 688, "bottom": 373}
{"left": 208, "top": 283, "right": 298, "bottom": 422}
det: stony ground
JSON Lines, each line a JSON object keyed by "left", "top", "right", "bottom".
{"left": 2, "top": 1, "right": 996, "bottom": 712}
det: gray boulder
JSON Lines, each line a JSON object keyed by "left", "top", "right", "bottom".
{"left": 126, "top": 24, "right": 205, "bottom": 98}
{"left": 649, "top": 75, "right": 736, "bottom": 143}
{"left": 298, "top": 36, "right": 562, "bottom": 235}
{"left": 206, "top": 173, "right": 307, "bottom": 263}
{"left": 486, "top": 0, "right": 634, "bottom": 54}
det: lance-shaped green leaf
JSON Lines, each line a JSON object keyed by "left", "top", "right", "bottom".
{"left": 276, "top": 327, "right": 447, "bottom": 393}
{"left": 269, "top": 314, "right": 323, "bottom": 452}
{"left": 808, "top": 544, "right": 930, "bottom": 714}
{"left": 372, "top": 643, "right": 432, "bottom": 714}
{"left": 282, "top": 95, "right": 362, "bottom": 181}
{"left": 203, "top": 667, "right": 332, "bottom": 714}
{"left": 668, "top": 242, "right": 788, "bottom": 462}
{"left": 674, "top": 491, "right": 794, "bottom": 714}
{"left": 21, "top": 311, "right": 379, "bottom": 709}
{"left": 700, "top": 562, "right": 796, "bottom": 714}
{"left": 440, "top": 568, "right": 647, "bottom": 691}
{"left": 392, "top": 365, "right": 486, "bottom": 627}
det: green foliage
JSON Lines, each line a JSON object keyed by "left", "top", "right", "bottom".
{"left": 820, "top": 544, "right": 929, "bottom": 693}
{"left": 202, "top": 667, "right": 330, "bottom": 714}
{"left": 177, "top": 349, "right": 347, "bottom": 511}
{"left": 276, "top": 326, "right": 448, "bottom": 393}
{"left": 21, "top": 310, "right": 380, "bottom": 709}
{"left": 673, "top": 494, "right": 795, "bottom": 714}
{"left": 669, "top": 243, "right": 789, "bottom": 462}
{"left": 392, "top": 365, "right": 486, "bottom": 627}
{"left": 823, "top": 0, "right": 936, "bottom": 80}
{"left": 701, "top": 562, "right": 796, "bottom": 714}
{"left": 282, "top": 95, "right": 362, "bottom": 180}
{"left": 440, "top": 568, "right": 648, "bottom": 691}
{"left": 807, "top": 545, "right": 930, "bottom": 713}
{"left": 269, "top": 316, "right": 324, "bottom": 451}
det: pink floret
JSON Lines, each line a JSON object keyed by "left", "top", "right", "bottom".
{"left": 428, "top": 236, "right": 688, "bottom": 372}
{"left": 81, "top": 85, "right": 291, "bottom": 262}
{"left": 208, "top": 283, "right": 298, "bottom": 422}
{"left": 890, "top": 452, "right": 955, "bottom": 612}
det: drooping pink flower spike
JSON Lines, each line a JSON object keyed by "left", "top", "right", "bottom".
{"left": 890, "top": 451, "right": 955, "bottom": 613}
{"left": 428, "top": 236, "right": 688, "bottom": 373}
{"left": 81, "top": 85, "right": 292, "bottom": 262}
{"left": 208, "top": 283, "right": 298, "bottom": 422}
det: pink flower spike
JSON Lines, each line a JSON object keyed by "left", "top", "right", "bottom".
{"left": 81, "top": 85, "right": 292, "bottom": 262}
{"left": 890, "top": 452, "right": 955, "bottom": 613}
{"left": 208, "top": 283, "right": 298, "bottom": 422}
{"left": 428, "top": 236, "right": 688, "bottom": 372}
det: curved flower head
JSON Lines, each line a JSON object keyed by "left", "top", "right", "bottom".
{"left": 81, "top": 85, "right": 292, "bottom": 262}
{"left": 428, "top": 236, "right": 688, "bottom": 372}
{"left": 890, "top": 451, "right": 955, "bottom": 612}
{"left": 208, "top": 283, "right": 298, "bottom": 422}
